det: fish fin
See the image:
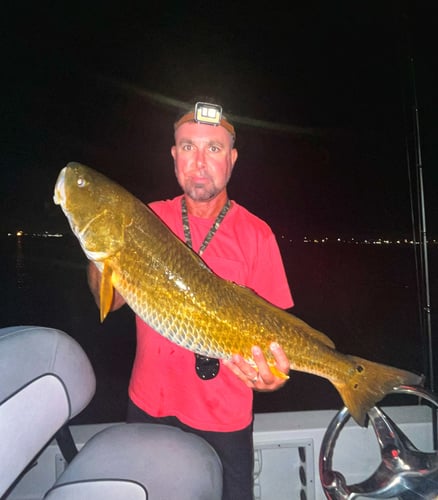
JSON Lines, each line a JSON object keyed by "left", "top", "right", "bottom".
{"left": 302, "top": 326, "right": 335, "bottom": 349}
{"left": 269, "top": 365, "right": 290, "bottom": 380}
{"left": 237, "top": 282, "right": 337, "bottom": 349}
{"left": 334, "top": 355, "right": 424, "bottom": 426}
{"left": 289, "top": 313, "right": 336, "bottom": 348}
{"left": 99, "top": 261, "right": 114, "bottom": 322}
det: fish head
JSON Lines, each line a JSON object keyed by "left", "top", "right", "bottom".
{"left": 54, "top": 162, "right": 131, "bottom": 261}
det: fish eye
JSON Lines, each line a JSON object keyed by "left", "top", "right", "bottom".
{"left": 77, "top": 176, "right": 88, "bottom": 188}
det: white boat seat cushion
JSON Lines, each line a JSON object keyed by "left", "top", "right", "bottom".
{"left": 49, "top": 423, "right": 223, "bottom": 500}
{"left": 0, "top": 325, "right": 96, "bottom": 418}
{"left": 44, "top": 479, "right": 147, "bottom": 500}
{"left": 0, "top": 326, "right": 96, "bottom": 497}
{"left": 1, "top": 326, "right": 223, "bottom": 499}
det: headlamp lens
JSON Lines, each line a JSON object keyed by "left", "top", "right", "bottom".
{"left": 195, "top": 102, "right": 223, "bottom": 125}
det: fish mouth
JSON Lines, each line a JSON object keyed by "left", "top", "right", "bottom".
{"left": 53, "top": 167, "right": 66, "bottom": 205}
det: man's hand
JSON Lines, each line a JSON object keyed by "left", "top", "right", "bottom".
{"left": 223, "top": 343, "right": 290, "bottom": 392}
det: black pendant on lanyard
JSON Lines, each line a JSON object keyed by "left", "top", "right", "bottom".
{"left": 181, "top": 196, "right": 231, "bottom": 380}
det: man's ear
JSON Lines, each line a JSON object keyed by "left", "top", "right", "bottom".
{"left": 231, "top": 148, "right": 238, "bottom": 168}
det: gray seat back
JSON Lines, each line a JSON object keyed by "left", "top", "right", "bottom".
{"left": 0, "top": 326, "right": 96, "bottom": 497}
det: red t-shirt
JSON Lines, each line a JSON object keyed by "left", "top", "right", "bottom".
{"left": 128, "top": 195, "right": 293, "bottom": 432}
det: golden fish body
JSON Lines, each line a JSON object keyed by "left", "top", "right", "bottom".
{"left": 54, "top": 162, "right": 423, "bottom": 425}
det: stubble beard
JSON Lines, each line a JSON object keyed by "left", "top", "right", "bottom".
{"left": 183, "top": 180, "right": 220, "bottom": 202}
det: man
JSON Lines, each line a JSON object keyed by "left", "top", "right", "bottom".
{"left": 88, "top": 102, "right": 293, "bottom": 499}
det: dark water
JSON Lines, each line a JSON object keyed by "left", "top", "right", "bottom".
{"left": 1, "top": 235, "right": 436, "bottom": 424}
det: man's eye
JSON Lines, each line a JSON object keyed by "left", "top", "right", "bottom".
{"left": 209, "top": 146, "right": 220, "bottom": 153}
{"left": 182, "top": 144, "right": 193, "bottom": 151}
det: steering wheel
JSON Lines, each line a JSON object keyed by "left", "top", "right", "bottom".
{"left": 319, "top": 385, "right": 438, "bottom": 499}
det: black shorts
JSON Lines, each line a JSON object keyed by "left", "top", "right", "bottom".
{"left": 127, "top": 398, "right": 254, "bottom": 500}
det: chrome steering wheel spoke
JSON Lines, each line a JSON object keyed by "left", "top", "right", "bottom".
{"left": 319, "top": 385, "right": 438, "bottom": 499}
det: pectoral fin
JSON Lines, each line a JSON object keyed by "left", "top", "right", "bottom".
{"left": 99, "top": 261, "right": 114, "bottom": 322}
{"left": 269, "top": 365, "right": 290, "bottom": 380}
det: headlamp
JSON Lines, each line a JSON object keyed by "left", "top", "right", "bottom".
{"left": 174, "top": 102, "right": 236, "bottom": 140}
{"left": 194, "top": 102, "right": 223, "bottom": 125}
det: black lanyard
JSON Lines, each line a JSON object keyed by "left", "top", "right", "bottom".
{"left": 181, "top": 196, "right": 231, "bottom": 379}
{"left": 181, "top": 196, "right": 231, "bottom": 256}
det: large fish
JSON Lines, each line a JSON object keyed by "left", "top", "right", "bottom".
{"left": 54, "top": 162, "right": 423, "bottom": 425}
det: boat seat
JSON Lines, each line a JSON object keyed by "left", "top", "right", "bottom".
{"left": 0, "top": 326, "right": 223, "bottom": 499}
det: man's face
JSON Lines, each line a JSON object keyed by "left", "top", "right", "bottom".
{"left": 171, "top": 122, "right": 238, "bottom": 202}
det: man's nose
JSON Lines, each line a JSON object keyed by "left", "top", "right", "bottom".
{"left": 196, "top": 148, "right": 206, "bottom": 168}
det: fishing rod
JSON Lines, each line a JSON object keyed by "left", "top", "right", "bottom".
{"left": 409, "top": 68, "right": 434, "bottom": 393}
{"left": 403, "top": 10, "right": 434, "bottom": 394}
{"left": 399, "top": 1, "right": 436, "bottom": 446}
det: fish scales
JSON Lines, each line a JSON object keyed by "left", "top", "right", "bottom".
{"left": 114, "top": 215, "right": 332, "bottom": 364}
{"left": 54, "top": 162, "right": 424, "bottom": 425}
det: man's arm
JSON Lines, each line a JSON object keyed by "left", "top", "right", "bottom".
{"left": 87, "top": 262, "right": 126, "bottom": 311}
{"left": 222, "top": 227, "right": 293, "bottom": 391}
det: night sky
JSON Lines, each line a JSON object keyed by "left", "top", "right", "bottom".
{"left": 1, "top": 1, "right": 437, "bottom": 239}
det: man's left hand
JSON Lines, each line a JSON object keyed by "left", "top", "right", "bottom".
{"left": 223, "top": 343, "right": 290, "bottom": 392}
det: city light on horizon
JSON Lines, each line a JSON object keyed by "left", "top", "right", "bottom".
{"left": 5, "top": 231, "right": 436, "bottom": 246}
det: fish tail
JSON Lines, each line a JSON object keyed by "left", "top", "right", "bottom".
{"left": 333, "top": 355, "right": 424, "bottom": 426}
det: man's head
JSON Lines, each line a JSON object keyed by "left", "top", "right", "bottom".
{"left": 171, "top": 102, "right": 238, "bottom": 203}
